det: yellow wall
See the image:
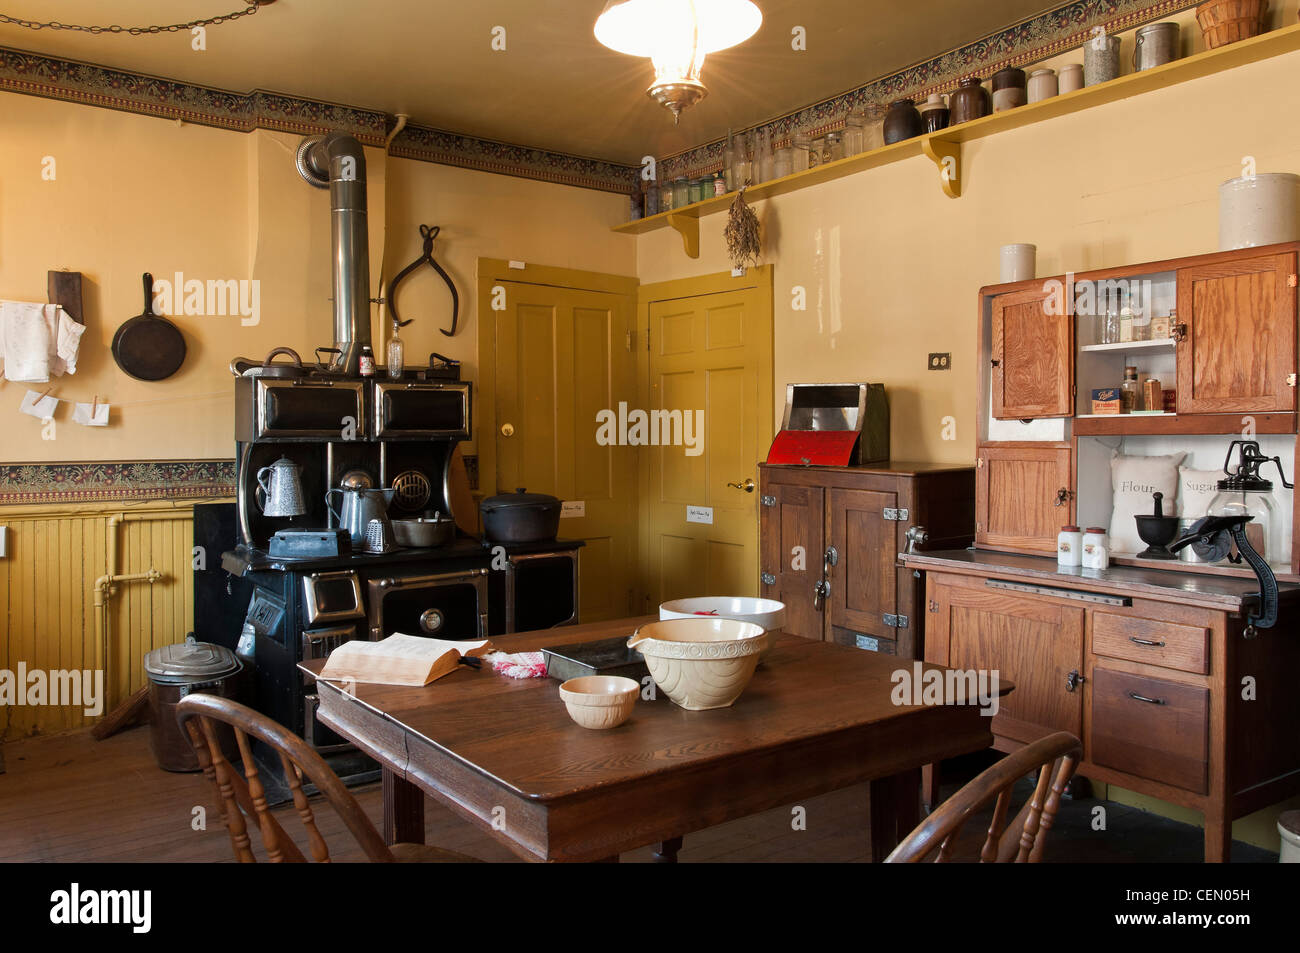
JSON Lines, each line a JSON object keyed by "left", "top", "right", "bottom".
{"left": 637, "top": 43, "right": 1300, "bottom": 468}
{"left": 0, "top": 94, "right": 634, "bottom": 462}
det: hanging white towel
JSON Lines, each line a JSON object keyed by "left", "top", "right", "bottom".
{"left": 19, "top": 389, "right": 59, "bottom": 419}
{"left": 73, "top": 401, "right": 110, "bottom": 426}
{"left": 0, "top": 301, "right": 85, "bottom": 382}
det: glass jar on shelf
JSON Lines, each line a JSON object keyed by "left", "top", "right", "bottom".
{"left": 862, "top": 104, "right": 886, "bottom": 151}
{"left": 672, "top": 176, "right": 689, "bottom": 209}
{"left": 843, "top": 110, "right": 866, "bottom": 156}
{"left": 791, "top": 133, "right": 812, "bottom": 173}
{"left": 823, "top": 131, "right": 844, "bottom": 162}
{"left": 774, "top": 145, "right": 793, "bottom": 179}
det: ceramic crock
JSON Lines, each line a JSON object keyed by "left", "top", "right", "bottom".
{"left": 949, "top": 77, "right": 991, "bottom": 124}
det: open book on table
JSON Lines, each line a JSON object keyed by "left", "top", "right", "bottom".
{"left": 319, "top": 634, "right": 492, "bottom": 687}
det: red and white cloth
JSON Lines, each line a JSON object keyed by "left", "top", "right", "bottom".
{"left": 485, "top": 651, "right": 547, "bottom": 679}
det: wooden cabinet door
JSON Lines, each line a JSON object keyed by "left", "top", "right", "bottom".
{"left": 975, "top": 445, "right": 1073, "bottom": 555}
{"left": 991, "top": 287, "right": 1073, "bottom": 419}
{"left": 828, "top": 487, "right": 897, "bottom": 640}
{"left": 930, "top": 578, "right": 1084, "bottom": 744}
{"left": 1176, "top": 253, "right": 1297, "bottom": 414}
{"left": 759, "top": 480, "right": 825, "bottom": 641}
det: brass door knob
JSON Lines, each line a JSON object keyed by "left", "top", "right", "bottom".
{"left": 727, "top": 478, "right": 756, "bottom": 492}
{"left": 501, "top": 423, "right": 515, "bottom": 437}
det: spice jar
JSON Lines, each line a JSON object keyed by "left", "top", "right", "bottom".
{"left": 1120, "top": 366, "right": 1139, "bottom": 413}
{"left": 842, "top": 111, "right": 866, "bottom": 156}
{"left": 774, "top": 146, "right": 793, "bottom": 179}
{"left": 791, "top": 133, "right": 812, "bottom": 173}
{"left": 672, "top": 176, "right": 689, "bottom": 209}
{"left": 1143, "top": 378, "right": 1163, "bottom": 412}
{"left": 862, "top": 104, "right": 886, "bottom": 151}
{"left": 1082, "top": 528, "right": 1110, "bottom": 570}
{"left": 1057, "top": 525, "right": 1083, "bottom": 567}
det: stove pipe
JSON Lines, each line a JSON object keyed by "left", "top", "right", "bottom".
{"left": 296, "top": 132, "right": 371, "bottom": 375}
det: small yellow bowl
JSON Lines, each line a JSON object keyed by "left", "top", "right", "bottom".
{"left": 558, "top": 675, "right": 640, "bottom": 730}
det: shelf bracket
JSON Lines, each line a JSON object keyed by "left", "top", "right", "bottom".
{"left": 665, "top": 212, "right": 700, "bottom": 259}
{"left": 922, "top": 136, "right": 962, "bottom": 199}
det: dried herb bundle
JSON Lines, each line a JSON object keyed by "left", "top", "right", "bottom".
{"left": 724, "top": 188, "right": 761, "bottom": 272}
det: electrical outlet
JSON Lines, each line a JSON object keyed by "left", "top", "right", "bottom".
{"left": 928, "top": 352, "right": 952, "bottom": 370}
{"left": 0, "top": 525, "right": 7, "bottom": 558}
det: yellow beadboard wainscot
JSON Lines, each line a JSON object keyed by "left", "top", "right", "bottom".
{"left": 0, "top": 501, "right": 209, "bottom": 739}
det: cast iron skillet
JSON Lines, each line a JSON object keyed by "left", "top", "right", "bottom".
{"left": 112, "top": 272, "right": 187, "bottom": 381}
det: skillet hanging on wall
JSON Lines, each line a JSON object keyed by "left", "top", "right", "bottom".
{"left": 112, "top": 273, "right": 187, "bottom": 381}
{"left": 387, "top": 224, "right": 460, "bottom": 337}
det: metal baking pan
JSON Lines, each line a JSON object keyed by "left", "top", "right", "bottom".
{"left": 541, "top": 637, "right": 648, "bottom": 682}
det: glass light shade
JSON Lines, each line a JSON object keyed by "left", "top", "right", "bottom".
{"left": 594, "top": 0, "right": 762, "bottom": 57}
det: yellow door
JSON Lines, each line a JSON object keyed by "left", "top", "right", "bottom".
{"left": 639, "top": 267, "right": 774, "bottom": 606}
{"left": 478, "top": 264, "right": 638, "bottom": 623}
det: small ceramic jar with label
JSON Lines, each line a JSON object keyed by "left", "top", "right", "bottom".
{"left": 1057, "top": 525, "right": 1083, "bottom": 567}
{"left": 1082, "top": 527, "right": 1110, "bottom": 570}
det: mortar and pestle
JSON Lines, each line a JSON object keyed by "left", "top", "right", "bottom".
{"left": 1134, "top": 491, "right": 1180, "bottom": 560}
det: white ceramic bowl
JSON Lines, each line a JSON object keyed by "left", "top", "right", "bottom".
{"left": 558, "top": 675, "right": 639, "bottom": 730}
{"left": 628, "top": 617, "right": 766, "bottom": 711}
{"left": 659, "top": 597, "right": 786, "bottom": 658}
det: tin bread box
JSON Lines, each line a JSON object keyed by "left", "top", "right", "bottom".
{"left": 766, "top": 382, "right": 889, "bottom": 466}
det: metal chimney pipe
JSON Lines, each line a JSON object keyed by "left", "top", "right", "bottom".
{"left": 296, "top": 132, "right": 371, "bottom": 375}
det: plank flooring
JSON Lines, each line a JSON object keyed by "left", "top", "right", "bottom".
{"left": 0, "top": 728, "right": 1276, "bottom": 863}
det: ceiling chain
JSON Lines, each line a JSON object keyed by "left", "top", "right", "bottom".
{"left": 0, "top": 2, "right": 270, "bottom": 36}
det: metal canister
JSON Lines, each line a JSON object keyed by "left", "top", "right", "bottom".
{"left": 1134, "top": 22, "right": 1180, "bottom": 72}
{"left": 144, "top": 638, "right": 244, "bottom": 772}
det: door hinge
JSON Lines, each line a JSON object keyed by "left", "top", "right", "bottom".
{"left": 1289, "top": 273, "right": 1298, "bottom": 288}
{"left": 761, "top": 494, "right": 776, "bottom": 506}
{"left": 761, "top": 572, "right": 776, "bottom": 585}
{"left": 882, "top": 507, "right": 910, "bottom": 521}
{"left": 645, "top": 327, "right": 651, "bottom": 351}
{"left": 883, "top": 613, "right": 909, "bottom": 629}
{"left": 1288, "top": 373, "right": 1297, "bottom": 387}
{"left": 625, "top": 330, "right": 633, "bottom": 351}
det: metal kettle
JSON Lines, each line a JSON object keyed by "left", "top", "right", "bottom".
{"left": 256, "top": 455, "right": 306, "bottom": 517}
{"left": 326, "top": 483, "right": 396, "bottom": 546}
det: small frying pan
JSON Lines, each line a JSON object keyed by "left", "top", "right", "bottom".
{"left": 112, "top": 273, "right": 187, "bottom": 381}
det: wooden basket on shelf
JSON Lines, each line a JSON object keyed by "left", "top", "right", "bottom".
{"left": 1196, "top": 0, "right": 1268, "bottom": 49}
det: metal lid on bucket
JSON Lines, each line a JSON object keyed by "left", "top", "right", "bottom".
{"left": 144, "top": 638, "right": 240, "bottom": 684}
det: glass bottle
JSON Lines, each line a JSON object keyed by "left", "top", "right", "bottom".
{"left": 386, "top": 323, "right": 404, "bottom": 379}
{"left": 723, "top": 130, "right": 736, "bottom": 192}
{"left": 824, "top": 131, "right": 844, "bottom": 162}
{"left": 843, "top": 110, "right": 866, "bottom": 155}
{"left": 791, "top": 132, "right": 811, "bottom": 173}
{"left": 359, "top": 345, "right": 375, "bottom": 378}
{"left": 732, "top": 135, "right": 752, "bottom": 189}
{"left": 774, "top": 145, "right": 793, "bottom": 179}
{"left": 862, "top": 104, "right": 886, "bottom": 151}
{"left": 713, "top": 172, "right": 726, "bottom": 196}
{"left": 672, "top": 176, "right": 689, "bottom": 209}
{"left": 757, "top": 128, "right": 775, "bottom": 184}
{"left": 660, "top": 182, "right": 673, "bottom": 212}
{"left": 1120, "top": 365, "right": 1139, "bottom": 413}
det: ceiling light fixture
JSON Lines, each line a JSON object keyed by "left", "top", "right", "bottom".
{"left": 594, "top": 0, "right": 763, "bottom": 123}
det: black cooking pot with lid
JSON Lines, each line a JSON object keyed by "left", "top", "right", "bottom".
{"left": 480, "top": 487, "right": 562, "bottom": 543}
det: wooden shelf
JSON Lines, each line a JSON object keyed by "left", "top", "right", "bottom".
{"left": 615, "top": 23, "right": 1300, "bottom": 254}
{"left": 1080, "top": 339, "right": 1176, "bottom": 352}
{"left": 1073, "top": 412, "right": 1297, "bottom": 436}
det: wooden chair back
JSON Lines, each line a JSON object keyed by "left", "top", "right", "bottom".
{"left": 886, "top": 732, "right": 1082, "bottom": 863}
{"left": 176, "top": 692, "right": 395, "bottom": 863}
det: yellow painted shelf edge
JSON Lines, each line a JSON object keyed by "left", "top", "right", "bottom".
{"left": 613, "top": 23, "right": 1300, "bottom": 234}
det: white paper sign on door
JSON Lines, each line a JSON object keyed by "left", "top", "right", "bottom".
{"left": 561, "top": 500, "right": 585, "bottom": 518}
{"left": 686, "top": 505, "right": 713, "bottom": 525}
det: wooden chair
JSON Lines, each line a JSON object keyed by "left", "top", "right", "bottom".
{"left": 885, "top": 732, "right": 1082, "bottom": 863}
{"left": 177, "top": 693, "right": 480, "bottom": 863}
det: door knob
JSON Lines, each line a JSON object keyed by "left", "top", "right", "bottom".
{"left": 500, "top": 423, "right": 515, "bottom": 437}
{"left": 727, "top": 478, "right": 756, "bottom": 492}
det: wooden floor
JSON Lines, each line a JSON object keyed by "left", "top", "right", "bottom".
{"left": 0, "top": 727, "right": 1277, "bottom": 863}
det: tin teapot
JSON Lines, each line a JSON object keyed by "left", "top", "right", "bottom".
{"left": 326, "top": 483, "right": 396, "bottom": 546}
{"left": 256, "top": 456, "right": 306, "bottom": 517}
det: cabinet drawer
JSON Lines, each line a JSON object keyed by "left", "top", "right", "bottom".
{"left": 1091, "top": 612, "right": 1209, "bottom": 675}
{"left": 1090, "top": 668, "right": 1208, "bottom": 794}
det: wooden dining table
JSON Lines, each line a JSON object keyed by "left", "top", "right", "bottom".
{"left": 302, "top": 616, "right": 1004, "bottom": 863}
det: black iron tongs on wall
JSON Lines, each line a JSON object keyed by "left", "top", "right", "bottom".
{"left": 387, "top": 224, "right": 460, "bottom": 337}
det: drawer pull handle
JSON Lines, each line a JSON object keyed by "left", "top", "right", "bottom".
{"left": 1129, "top": 691, "right": 1166, "bottom": 705}
{"left": 1129, "top": 637, "right": 1166, "bottom": 647}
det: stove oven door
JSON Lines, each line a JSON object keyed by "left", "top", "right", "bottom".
{"left": 301, "top": 622, "right": 364, "bottom": 753}
{"left": 373, "top": 381, "right": 470, "bottom": 440}
{"left": 366, "top": 568, "right": 489, "bottom": 641}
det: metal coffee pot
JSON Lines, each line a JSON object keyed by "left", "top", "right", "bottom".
{"left": 326, "top": 483, "right": 396, "bottom": 546}
{"left": 256, "top": 455, "right": 306, "bottom": 517}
